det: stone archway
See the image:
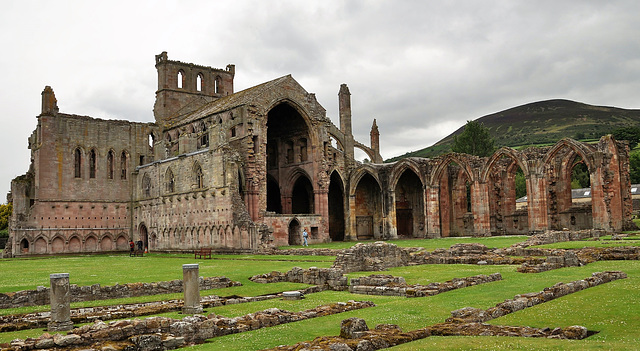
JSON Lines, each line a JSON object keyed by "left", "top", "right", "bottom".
{"left": 354, "top": 173, "right": 383, "bottom": 240}
{"left": 139, "top": 224, "right": 148, "bottom": 250}
{"left": 394, "top": 169, "right": 424, "bottom": 237}
{"left": 288, "top": 218, "right": 301, "bottom": 245}
{"left": 328, "top": 171, "right": 345, "bottom": 241}
{"left": 292, "top": 175, "right": 314, "bottom": 214}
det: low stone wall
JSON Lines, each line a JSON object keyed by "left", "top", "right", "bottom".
{"left": 513, "top": 229, "right": 604, "bottom": 248}
{"left": 331, "top": 241, "right": 420, "bottom": 273}
{"left": 0, "top": 276, "right": 241, "bottom": 309}
{"left": 447, "top": 271, "right": 627, "bottom": 324}
{"left": 249, "top": 266, "right": 348, "bottom": 290}
{"left": 5, "top": 301, "right": 375, "bottom": 351}
{"left": 264, "top": 318, "right": 590, "bottom": 351}
{"left": 349, "top": 273, "right": 502, "bottom": 298}
{"left": 0, "top": 285, "right": 323, "bottom": 333}
{"left": 256, "top": 247, "right": 343, "bottom": 256}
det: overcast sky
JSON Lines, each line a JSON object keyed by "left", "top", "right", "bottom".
{"left": 2, "top": 0, "right": 640, "bottom": 201}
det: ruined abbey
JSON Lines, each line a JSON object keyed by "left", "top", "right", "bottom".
{"left": 6, "top": 52, "right": 634, "bottom": 256}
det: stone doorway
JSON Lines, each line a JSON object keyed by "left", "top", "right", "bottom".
{"left": 328, "top": 171, "right": 345, "bottom": 241}
{"left": 288, "top": 219, "right": 301, "bottom": 245}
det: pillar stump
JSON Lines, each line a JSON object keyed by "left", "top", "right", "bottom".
{"left": 182, "top": 264, "right": 203, "bottom": 314}
{"left": 48, "top": 273, "right": 73, "bottom": 331}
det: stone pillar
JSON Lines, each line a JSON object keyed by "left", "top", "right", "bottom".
{"left": 182, "top": 264, "right": 203, "bottom": 314}
{"left": 48, "top": 273, "right": 73, "bottom": 331}
{"left": 425, "top": 186, "right": 441, "bottom": 238}
{"left": 471, "top": 181, "right": 491, "bottom": 236}
{"left": 526, "top": 173, "right": 549, "bottom": 232}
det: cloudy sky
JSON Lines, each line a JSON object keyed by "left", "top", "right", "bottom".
{"left": 1, "top": 0, "right": 640, "bottom": 201}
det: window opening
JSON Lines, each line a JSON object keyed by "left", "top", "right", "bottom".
{"left": 74, "top": 148, "right": 82, "bottom": 178}
{"left": 165, "top": 168, "right": 175, "bottom": 193}
{"left": 142, "top": 174, "right": 151, "bottom": 197}
{"left": 196, "top": 74, "right": 203, "bottom": 91}
{"left": 107, "top": 150, "right": 114, "bottom": 179}
{"left": 194, "top": 163, "right": 203, "bottom": 188}
{"left": 177, "top": 71, "right": 184, "bottom": 89}
{"left": 89, "top": 149, "right": 96, "bottom": 178}
{"left": 121, "top": 151, "right": 128, "bottom": 180}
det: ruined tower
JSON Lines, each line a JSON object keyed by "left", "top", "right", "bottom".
{"left": 338, "top": 84, "right": 355, "bottom": 162}
{"left": 153, "top": 51, "right": 235, "bottom": 126}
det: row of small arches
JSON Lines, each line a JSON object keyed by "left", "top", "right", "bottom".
{"left": 18, "top": 233, "right": 129, "bottom": 254}
{"left": 177, "top": 70, "right": 224, "bottom": 94}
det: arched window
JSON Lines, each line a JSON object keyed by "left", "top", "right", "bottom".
{"left": 74, "top": 148, "right": 82, "bottom": 178}
{"left": 142, "top": 173, "right": 151, "bottom": 197}
{"left": 107, "top": 150, "right": 114, "bottom": 179}
{"left": 89, "top": 149, "right": 97, "bottom": 178}
{"left": 121, "top": 151, "right": 128, "bottom": 180}
{"left": 165, "top": 168, "right": 175, "bottom": 193}
{"left": 196, "top": 73, "right": 203, "bottom": 91}
{"left": 215, "top": 76, "right": 221, "bottom": 94}
{"left": 194, "top": 163, "right": 204, "bottom": 188}
{"left": 177, "top": 70, "right": 184, "bottom": 89}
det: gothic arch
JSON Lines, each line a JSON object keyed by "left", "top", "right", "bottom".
{"left": 429, "top": 154, "right": 476, "bottom": 187}
{"left": 542, "top": 138, "right": 596, "bottom": 171}
{"left": 389, "top": 159, "right": 425, "bottom": 191}
{"left": 480, "top": 147, "right": 529, "bottom": 183}
{"left": 349, "top": 167, "right": 383, "bottom": 196}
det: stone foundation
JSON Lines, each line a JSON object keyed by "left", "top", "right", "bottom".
{"left": 349, "top": 273, "right": 502, "bottom": 298}
{"left": 5, "top": 301, "right": 375, "bottom": 351}
{"left": 0, "top": 276, "right": 240, "bottom": 309}
{"left": 249, "top": 266, "right": 348, "bottom": 290}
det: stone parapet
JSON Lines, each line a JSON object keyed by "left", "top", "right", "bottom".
{"left": 0, "top": 276, "right": 240, "bottom": 309}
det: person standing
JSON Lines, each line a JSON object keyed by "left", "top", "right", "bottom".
{"left": 302, "top": 228, "right": 309, "bottom": 246}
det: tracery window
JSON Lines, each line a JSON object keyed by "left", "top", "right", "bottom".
{"left": 194, "top": 163, "right": 204, "bottom": 189}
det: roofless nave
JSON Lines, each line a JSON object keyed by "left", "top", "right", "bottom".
{"left": 5, "top": 53, "right": 634, "bottom": 256}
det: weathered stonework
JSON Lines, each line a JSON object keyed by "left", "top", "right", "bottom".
{"left": 7, "top": 53, "right": 633, "bottom": 256}
{"left": 0, "top": 276, "right": 240, "bottom": 309}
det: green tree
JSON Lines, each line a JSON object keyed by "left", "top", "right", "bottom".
{"left": 0, "top": 203, "right": 12, "bottom": 231}
{"left": 452, "top": 121, "right": 496, "bottom": 157}
{"left": 629, "top": 150, "right": 640, "bottom": 184}
{"left": 611, "top": 126, "right": 640, "bottom": 149}
{"left": 515, "top": 168, "right": 527, "bottom": 199}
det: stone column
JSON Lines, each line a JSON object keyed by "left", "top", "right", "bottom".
{"left": 48, "top": 273, "right": 73, "bottom": 331}
{"left": 182, "top": 264, "right": 203, "bottom": 314}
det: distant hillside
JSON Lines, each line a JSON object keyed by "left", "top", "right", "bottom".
{"left": 387, "top": 99, "right": 640, "bottom": 162}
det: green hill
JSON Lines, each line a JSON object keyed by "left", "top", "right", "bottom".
{"left": 387, "top": 99, "right": 640, "bottom": 162}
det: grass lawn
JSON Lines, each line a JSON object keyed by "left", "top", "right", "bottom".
{"left": 1, "top": 236, "right": 639, "bottom": 350}
{"left": 283, "top": 235, "right": 528, "bottom": 250}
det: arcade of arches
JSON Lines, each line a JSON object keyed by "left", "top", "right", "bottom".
{"left": 8, "top": 52, "right": 633, "bottom": 256}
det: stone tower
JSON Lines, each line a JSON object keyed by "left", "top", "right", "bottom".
{"left": 338, "top": 84, "right": 355, "bottom": 161}
{"left": 153, "top": 51, "right": 235, "bottom": 126}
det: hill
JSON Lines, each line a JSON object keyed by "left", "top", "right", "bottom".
{"left": 387, "top": 99, "right": 640, "bottom": 161}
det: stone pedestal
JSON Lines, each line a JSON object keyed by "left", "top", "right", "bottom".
{"left": 48, "top": 273, "right": 73, "bottom": 331}
{"left": 182, "top": 264, "right": 202, "bottom": 314}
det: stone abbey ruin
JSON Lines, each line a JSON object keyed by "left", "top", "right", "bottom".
{"left": 6, "top": 52, "right": 634, "bottom": 256}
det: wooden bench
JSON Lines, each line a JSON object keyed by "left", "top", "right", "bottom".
{"left": 194, "top": 248, "right": 212, "bottom": 259}
{"left": 130, "top": 250, "right": 144, "bottom": 257}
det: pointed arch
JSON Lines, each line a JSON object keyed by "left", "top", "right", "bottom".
{"left": 328, "top": 170, "right": 346, "bottom": 241}
{"left": 74, "top": 147, "right": 83, "bottom": 178}
{"left": 107, "top": 150, "right": 115, "bottom": 179}
{"left": 121, "top": 150, "right": 129, "bottom": 180}
{"left": 165, "top": 167, "right": 175, "bottom": 193}
{"left": 193, "top": 161, "right": 204, "bottom": 189}
{"left": 89, "top": 148, "right": 97, "bottom": 178}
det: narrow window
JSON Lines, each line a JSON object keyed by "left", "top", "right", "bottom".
{"left": 194, "top": 163, "right": 203, "bottom": 188}
{"left": 89, "top": 149, "right": 96, "bottom": 178}
{"left": 139, "top": 155, "right": 145, "bottom": 165}
{"left": 177, "top": 71, "right": 184, "bottom": 89}
{"left": 142, "top": 173, "right": 151, "bottom": 197}
{"left": 121, "top": 151, "right": 128, "bottom": 180}
{"left": 107, "top": 150, "right": 114, "bottom": 179}
{"left": 215, "top": 76, "right": 221, "bottom": 94}
{"left": 196, "top": 73, "right": 203, "bottom": 91}
{"left": 165, "top": 168, "right": 175, "bottom": 193}
{"left": 230, "top": 126, "right": 236, "bottom": 138}
{"left": 74, "top": 148, "right": 82, "bottom": 178}
{"left": 148, "top": 133, "right": 154, "bottom": 148}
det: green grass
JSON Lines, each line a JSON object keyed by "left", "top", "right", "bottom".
{"left": 534, "top": 234, "right": 640, "bottom": 249}
{"left": 1, "top": 237, "right": 639, "bottom": 350}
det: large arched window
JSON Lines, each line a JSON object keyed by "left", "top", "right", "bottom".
{"left": 165, "top": 168, "right": 175, "bottom": 193}
{"left": 107, "top": 150, "right": 114, "bottom": 179}
{"left": 121, "top": 151, "right": 128, "bottom": 180}
{"left": 194, "top": 162, "right": 204, "bottom": 188}
{"left": 89, "top": 149, "right": 97, "bottom": 178}
{"left": 74, "top": 148, "right": 82, "bottom": 178}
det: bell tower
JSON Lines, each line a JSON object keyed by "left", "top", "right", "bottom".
{"left": 153, "top": 52, "right": 235, "bottom": 126}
